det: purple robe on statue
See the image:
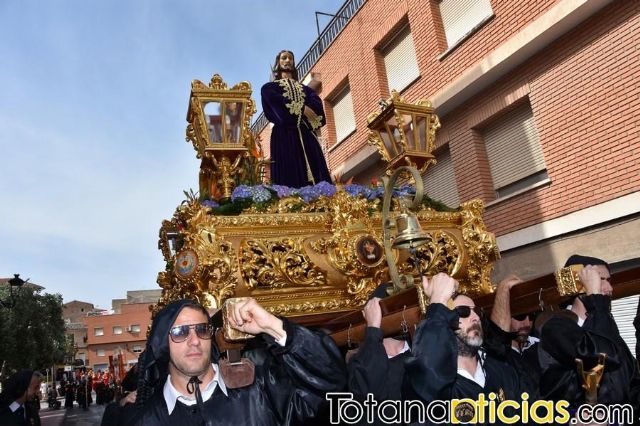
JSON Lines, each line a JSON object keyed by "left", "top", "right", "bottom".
{"left": 261, "top": 78, "right": 332, "bottom": 188}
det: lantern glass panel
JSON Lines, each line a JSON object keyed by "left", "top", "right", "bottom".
{"left": 401, "top": 113, "right": 415, "bottom": 150}
{"left": 203, "top": 101, "right": 223, "bottom": 144}
{"left": 415, "top": 115, "right": 427, "bottom": 151}
{"left": 224, "top": 101, "right": 244, "bottom": 144}
{"left": 379, "top": 127, "right": 397, "bottom": 158}
{"left": 385, "top": 116, "right": 403, "bottom": 152}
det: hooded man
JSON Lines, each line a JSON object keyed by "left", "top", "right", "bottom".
{"left": 536, "top": 254, "right": 640, "bottom": 413}
{"left": 122, "top": 298, "right": 346, "bottom": 426}
{"left": 347, "top": 283, "right": 412, "bottom": 425}
{"left": 0, "top": 370, "right": 42, "bottom": 426}
{"left": 404, "top": 273, "right": 524, "bottom": 425}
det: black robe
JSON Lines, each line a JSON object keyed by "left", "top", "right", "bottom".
{"left": 537, "top": 294, "right": 640, "bottom": 408}
{"left": 482, "top": 319, "right": 541, "bottom": 399}
{"left": 404, "top": 303, "right": 523, "bottom": 425}
{"left": 347, "top": 327, "right": 411, "bottom": 425}
{"left": 125, "top": 319, "right": 347, "bottom": 426}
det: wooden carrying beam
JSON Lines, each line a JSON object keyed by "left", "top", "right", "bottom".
{"left": 327, "top": 265, "right": 640, "bottom": 347}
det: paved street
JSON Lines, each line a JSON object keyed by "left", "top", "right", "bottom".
{"left": 40, "top": 397, "right": 106, "bottom": 426}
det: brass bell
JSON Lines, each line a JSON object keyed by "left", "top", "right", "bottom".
{"left": 392, "top": 210, "right": 430, "bottom": 249}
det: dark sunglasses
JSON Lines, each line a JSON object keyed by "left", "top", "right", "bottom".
{"left": 512, "top": 311, "right": 539, "bottom": 322}
{"left": 169, "top": 323, "right": 214, "bottom": 343}
{"left": 454, "top": 305, "right": 482, "bottom": 318}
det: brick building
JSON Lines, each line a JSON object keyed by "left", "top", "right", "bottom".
{"left": 254, "top": 0, "right": 640, "bottom": 345}
{"left": 84, "top": 302, "right": 153, "bottom": 371}
{"left": 64, "top": 290, "right": 160, "bottom": 371}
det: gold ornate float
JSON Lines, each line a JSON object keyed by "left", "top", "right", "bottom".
{"left": 153, "top": 75, "right": 500, "bottom": 325}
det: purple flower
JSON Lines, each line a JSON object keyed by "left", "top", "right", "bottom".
{"left": 251, "top": 185, "right": 272, "bottom": 203}
{"left": 393, "top": 185, "right": 417, "bottom": 198}
{"left": 201, "top": 200, "right": 219, "bottom": 208}
{"left": 231, "top": 185, "right": 253, "bottom": 202}
{"left": 367, "top": 186, "right": 385, "bottom": 200}
{"left": 344, "top": 184, "right": 368, "bottom": 198}
{"left": 314, "top": 181, "right": 337, "bottom": 197}
{"left": 270, "top": 184, "right": 297, "bottom": 198}
{"left": 297, "top": 185, "right": 319, "bottom": 203}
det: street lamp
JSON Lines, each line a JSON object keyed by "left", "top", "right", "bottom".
{"left": 0, "top": 274, "right": 26, "bottom": 309}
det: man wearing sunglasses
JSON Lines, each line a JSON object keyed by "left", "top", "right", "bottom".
{"left": 404, "top": 273, "right": 523, "bottom": 424}
{"left": 484, "top": 275, "right": 542, "bottom": 399}
{"left": 122, "top": 298, "right": 346, "bottom": 426}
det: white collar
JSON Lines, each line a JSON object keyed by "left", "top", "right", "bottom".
{"left": 566, "top": 305, "right": 586, "bottom": 326}
{"left": 457, "top": 353, "right": 486, "bottom": 388}
{"left": 511, "top": 335, "right": 540, "bottom": 353}
{"left": 388, "top": 340, "right": 411, "bottom": 359}
{"left": 163, "top": 363, "right": 228, "bottom": 415}
{"left": 8, "top": 401, "right": 22, "bottom": 414}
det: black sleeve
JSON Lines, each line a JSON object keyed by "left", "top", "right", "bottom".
{"left": 347, "top": 327, "right": 390, "bottom": 400}
{"left": 482, "top": 318, "right": 515, "bottom": 361}
{"left": 403, "top": 303, "right": 459, "bottom": 402}
{"left": 581, "top": 294, "right": 624, "bottom": 343}
{"left": 259, "top": 319, "right": 347, "bottom": 423}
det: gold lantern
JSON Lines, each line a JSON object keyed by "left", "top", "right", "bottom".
{"left": 186, "top": 74, "right": 257, "bottom": 199}
{"left": 367, "top": 90, "right": 440, "bottom": 174}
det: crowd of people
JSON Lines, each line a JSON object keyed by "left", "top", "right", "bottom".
{"left": 1, "top": 254, "right": 638, "bottom": 425}
{"left": 0, "top": 253, "right": 638, "bottom": 425}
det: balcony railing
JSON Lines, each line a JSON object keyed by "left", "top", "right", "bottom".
{"left": 251, "top": 0, "right": 367, "bottom": 134}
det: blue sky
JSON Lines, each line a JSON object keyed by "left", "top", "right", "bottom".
{"left": 0, "top": 0, "right": 345, "bottom": 309}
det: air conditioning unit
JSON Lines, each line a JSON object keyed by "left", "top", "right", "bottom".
{"left": 126, "top": 326, "right": 133, "bottom": 333}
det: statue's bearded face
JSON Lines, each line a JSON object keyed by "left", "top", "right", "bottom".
{"left": 278, "top": 51, "right": 295, "bottom": 72}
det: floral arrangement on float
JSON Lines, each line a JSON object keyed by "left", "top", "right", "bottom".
{"left": 198, "top": 180, "right": 457, "bottom": 216}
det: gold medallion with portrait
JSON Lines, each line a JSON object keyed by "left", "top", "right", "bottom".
{"left": 355, "top": 235, "right": 384, "bottom": 267}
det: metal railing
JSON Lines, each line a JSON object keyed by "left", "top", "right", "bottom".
{"left": 251, "top": 0, "right": 367, "bottom": 134}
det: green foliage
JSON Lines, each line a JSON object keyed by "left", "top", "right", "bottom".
{"left": 211, "top": 198, "right": 253, "bottom": 215}
{"left": 421, "top": 195, "right": 458, "bottom": 212}
{"left": 0, "top": 285, "right": 68, "bottom": 373}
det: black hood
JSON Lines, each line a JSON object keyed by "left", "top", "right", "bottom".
{"left": 135, "top": 299, "right": 219, "bottom": 406}
{"left": 0, "top": 370, "right": 34, "bottom": 405}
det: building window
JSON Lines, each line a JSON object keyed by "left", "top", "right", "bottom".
{"left": 422, "top": 147, "right": 460, "bottom": 207}
{"left": 482, "top": 101, "right": 548, "bottom": 199}
{"left": 94, "top": 363, "right": 108, "bottom": 372}
{"left": 439, "top": 0, "right": 493, "bottom": 48}
{"left": 97, "top": 349, "right": 106, "bottom": 357}
{"left": 94, "top": 328, "right": 104, "bottom": 336}
{"left": 132, "top": 345, "right": 143, "bottom": 354}
{"left": 113, "top": 326, "right": 123, "bottom": 335}
{"left": 331, "top": 84, "right": 356, "bottom": 144}
{"left": 129, "top": 324, "right": 141, "bottom": 333}
{"left": 381, "top": 24, "right": 420, "bottom": 93}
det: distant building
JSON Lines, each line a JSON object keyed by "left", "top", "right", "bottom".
{"left": 84, "top": 303, "right": 153, "bottom": 371}
{"left": 62, "top": 300, "right": 96, "bottom": 366}
{"left": 62, "top": 289, "right": 160, "bottom": 371}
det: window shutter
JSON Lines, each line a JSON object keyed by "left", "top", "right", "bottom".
{"left": 439, "top": 0, "right": 493, "bottom": 47}
{"left": 382, "top": 25, "right": 420, "bottom": 93}
{"left": 332, "top": 85, "right": 356, "bottom": 143}
{"left": 423, "top": 149, "right": 459, "bottom": 207}
{"left": 611, "top": 296, "right": 638, "bottom": 355}
{"left": 483, "top": 102, "right": 546, "bottom": 190}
